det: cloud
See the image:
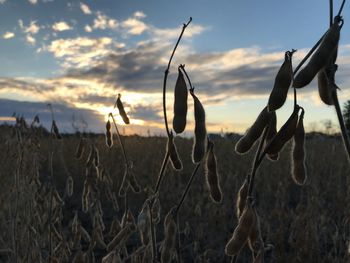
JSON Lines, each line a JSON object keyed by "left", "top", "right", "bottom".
{"left": 0, "top": 0, "right": 6, "bottom": 4}
{"left": 122, "top": 18, "right": 148, "bottom": 35}
{"left": 28, "top": 0, "right": 37, "bottom": 4}
{"left": 93, "top": 11, "right": 118, "bottom": 30}
{"left": 80, "top": 2, "right": 92, "bottom": 14}
{"left": 3, "top": 32, "right": 14, "bottom": 39}
{"left": 84, "top": 25, "right": 92, "bottom": 32}
{"left": 134, "top": 11, "right": 146, "bottom": 19}
{"left": 26, "top": 35, "right": 36, "bottom": 45}
{"left": 19, "top": 20, "right": 40, "bottom": 34}
{"left": 46, "top": 37, "right": 114, "bottom": 68}
{"left": 52, "top": 21, "right": 73, "bottom": 31}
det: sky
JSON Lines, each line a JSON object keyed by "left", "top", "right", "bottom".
{"left": 0, "top": 0, "right": 349, "bottom": 135}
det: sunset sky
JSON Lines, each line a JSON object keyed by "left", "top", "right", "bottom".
{"left": 0, "top": 0, "right": 349, "bottom": 135}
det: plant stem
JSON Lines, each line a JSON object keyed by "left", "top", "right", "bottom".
{"left": 337, "top": 0, "right": 346, "bottom": 17}
{"left": 163, "top": 17, "right": 192, "bottom": 137}
{"left": 247, "top": 127, "right": 269, "bottom": 197}
{"left": 179, "top": 64, "right": 193, "bottom": 90}
{"left": 175, "top": 162, "right": 201, "bottom": 214}
{"left": 109, "top": 113, "right": 129, "bottom": 167}
{"left": 153, "top": 151, "right": 170, "bottom": 194}
{"left": 148, "top": 202, "right": 156, "bottom": 263}
{"left": 330, "top": 0, "right": 334, "bottom": 26}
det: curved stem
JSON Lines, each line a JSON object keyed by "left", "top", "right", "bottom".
{"left": 247, "top": 127, "right": 269, "bottom": 197}
{"left": 175, "top": 162, "right": 201, "bottom": 214}
{"left": 153, "top": 151, "right": 170, "bottom": 194}
{"left": 337, "top": 0, "right": 346, "bottom": 17}
{"left": 163, "top": 17, "right": 192, "bottom": 137}
{"left": 109, "top": 113, "right": 129, "bottom": 167}
{"left": 293, "top": 33, "right": 325, "bottom": 76}
{"left": 330, "top": 0, "right": 334, "bottom": 26}
{"left": 179, "top": 64, "right": 193, "bottom": 90}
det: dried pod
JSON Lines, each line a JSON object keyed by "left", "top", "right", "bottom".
{"left": 118, "top": 170, "right": 129, "bottom": 197}
{"left": 106, "top": 120, "right": 113, "bottom": 147}
{"left": 86, "top": 145, "right": 95, "bottom": 167}
{"left": 75, "top": 138, "right": 85, "bottom": 159}
{"left": 52, "top": 189, "right": 64, "bottom": 205}
{"left": 66, "top": 175, "right": 74, "bottom": 197}
{"left": 102, "top": 251, "right": 122, "bottom": 263}
{"left": 80, "top": 225, "right": 91, "bottom": 243}
{"left": 93, "top": 146, "right": 99, "bottom": 167}
{"left": 248, "top": 208, "right": 264, "bottom": 253}
{"left": 268, "top": 51, "right": 293, "bottom": 111}
{"left": 52, "top": 120, "right": 62, "bottom": 139}
{"left": 116, "top": 94, "right": 130, "bottom": 124}
{"left": 235, "top": 107, "right": 271, "bottom": 154}
{"left": 293, "top": 19, "right": 342, "bottom": 88}
{"left": 161, "top": 207, "right": 177, "bottom": 263}
{"left": 236, "top": 179, "right": 248, "bottom": 219}
{"left": 204, "top": 140, "right": 222, "bottom": 203}
{"left": 291, "top": 110, "right": 307, "bottom": 185}
{"left": 167, "top": 132, "right": 183, "bottom": 170}
{"left": 190, "top": 89, "right": 207, "bottom": 163}
{"left": 317, "top": 69, "right": 334, "bottom": 105}
{"left": 108, "top": 217, "right": 121, "bottom": 238}
{"left": 151, "top": 196, "right": 161, "bottom": 224}
{"left": 107, "top": 224, "right": 135, "bottom": 251}
{"left": 92, "top": 226, "right": 107, "bottom": 249}
{"left": 225, "top": 202, "right": 255, "bottom": 256}
{"left": 173, "top": 68, "right": 188, "bottom": 134}
{"left": 128, "top": 171, "right": 141, "bottom": 193}
{"left": 265, "top": 112, "right": 279, "bottom": 161}
{"left": 265, "top": 106, "right": 299, "bottom": 155}
{"left": 138, "top": 203, "right": 151, "bottom": 246}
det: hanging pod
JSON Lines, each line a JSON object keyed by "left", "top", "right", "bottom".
{"left": 268, "top": 50, "right": 294, "bottom": 111}
{"left": 105, "top": 119, "right": 113, "bottom": 148}
{"left": 264, "top": 106, "right": 300, "bottom": 155}
{"left": 291, "top": 109, "right": 307, "bottom": 185}
{"left": 173, "top": 68, "right": 188, "bottom": 134}
{"left": 317, "top": 69, "right": 334, "bottom": 105}
{"left": 204, "top": 140, "right": 222, "bottom": 203}
{"left": 190, "top": 88, "right": 207, "bottom": 163}
{"left": 115, "top": 93, "right": 130, "bottom": 124}
{"left": 225, "top": 201, "right": 255, "bottom": 256}
{"left": 293, "top": 17, "right": 342, "bottom": 88}
{"left": 235, "top": 107, "right": 273, "bottom": 154}
{"left": 265, "top": 112, "right": 279, "bottom": 161}
{"left": 167, "top": 131, "right": 183, "bottom": 170}
{"left": 161, "top": 207, "right": 177, "bottom": 263}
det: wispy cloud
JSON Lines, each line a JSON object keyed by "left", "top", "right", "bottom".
{"left": 28, "top": 0, "right": 37, "bottom": 4}
{"left": 3, "top": 32, "right": 15, "bottom": 39}
{"left": 52, "top": 21, "right": 73, "bottom": 31}
{"left": 0, "top": 0, "right": 6, "bottom": 4}
{"left": 46, "top": 37, "right": 114, "bottom": 68}
{"left": 19, "top": 20, "right": 40, "bottom": 34}
{"left": 80, "top": 2, "right": 92, "bottom": 14}
{"left": 26, "top": 35, "right": 36, "bottom": 45}
{"left": 122, "top": 18, "right": 148, "bottom": 35}
{"left": 93, "top": 11, "right": 118, "bottom": 30}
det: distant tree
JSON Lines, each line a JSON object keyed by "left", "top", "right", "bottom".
{"left": 343, "top": 100, "right": 350, "bottom": 135}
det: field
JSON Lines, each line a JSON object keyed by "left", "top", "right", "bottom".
{"left": 0, "top": 123, "right": 349, "bottom": 262}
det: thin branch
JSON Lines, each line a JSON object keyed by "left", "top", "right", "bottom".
{"left": 293, "top": 33, "right": 325, "bottom": 76}
{"left": 109, "top": 113, "right": 129, "bottom": 167}
{"left": 153, "top": 151, "right": 170, "bottom": 194}
{"left": 179, "top": 64, "right": 193, "bottom": 90}
{"left": 330, "top": 0, "right": 334, "bottom": 26}
{"left": 337, "top": 0, "right": 346, "bottom": 17}
{"left": 175, "top": 162, "right": 201, "bottom": 214}
{"left": 247, "top": 127, "right": 269, "bottom": 197}
{"left": 148, "top": 202, "right": 156, "bottom": 263}
{"left": 163, "top": 17, "right": 192, "bottom": 137}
